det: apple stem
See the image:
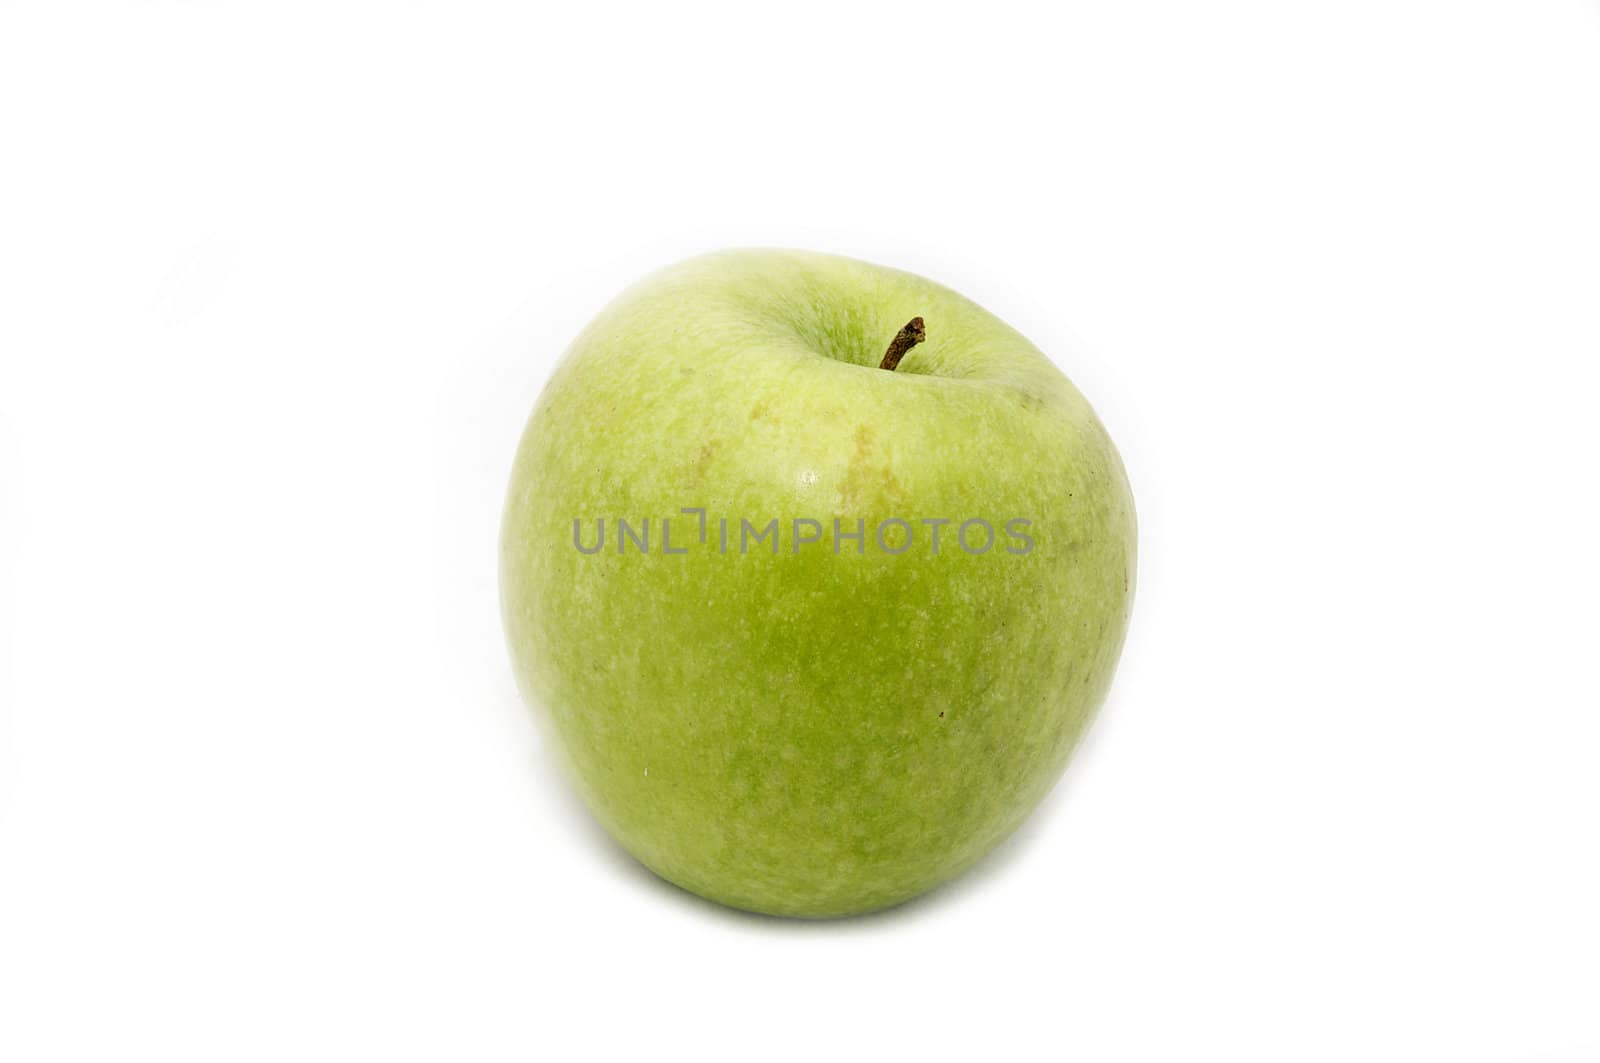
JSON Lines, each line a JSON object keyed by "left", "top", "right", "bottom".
{"left": 878, "top": 317, "right": 926, "bottom": 372}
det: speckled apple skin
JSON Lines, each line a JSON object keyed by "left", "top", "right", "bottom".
{"left": 501, "top": 249, "right": 1136, "bottom": 918}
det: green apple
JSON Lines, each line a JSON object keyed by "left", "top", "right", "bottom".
{"left": 501, "top": 249, "right": 1135, "bottom": 917}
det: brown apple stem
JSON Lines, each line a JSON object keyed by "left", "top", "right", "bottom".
{"left": 878, "top": 317, "right": 926, "bottom": 371}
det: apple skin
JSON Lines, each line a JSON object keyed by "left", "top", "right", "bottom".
{"left": 501, "top": 249, "right": 1135, "bottom": 917}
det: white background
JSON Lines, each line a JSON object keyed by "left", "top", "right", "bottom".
{"left": 3, "top": 2, "right": 1598, "bottom": 1060}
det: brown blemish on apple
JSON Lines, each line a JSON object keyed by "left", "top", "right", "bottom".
{"left": 837, "top": 423, "right": 908, "bottom": 515}
{"left": 688, "top": 439, "right": 722, "bottom": 484}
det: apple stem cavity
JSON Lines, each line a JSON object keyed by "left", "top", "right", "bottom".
{"left": 878, "top": 317, "right": 926, "bottom": 372}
